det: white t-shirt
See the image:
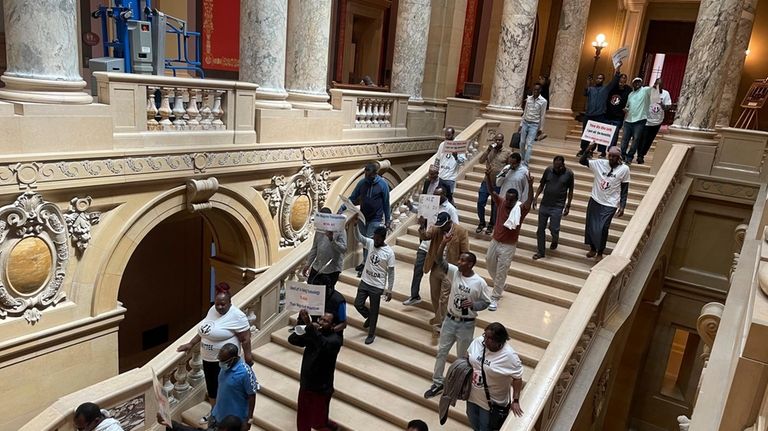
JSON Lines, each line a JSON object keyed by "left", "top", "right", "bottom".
{"left": 646, "top": 88, "right": 672, "bottom": 126}
{"left": 445, "top": 264, "right": 491, "bottom": 319}
{"left": 198, "top": 305, "right": 250, "bottom": 362}
{"left": 588, "top": 159, "right": 630, "bottom": 208}
{"left": 467, "top": 336, "right": 524, "bottom": 410}
{"left": 440, "top": 201, "right": 460, "bottom": 224}
{"left": 435, "top": 141, "right": 467, "bottom": 182}
{"left": 360, "top": 236, "right": 396, "bottom": 290}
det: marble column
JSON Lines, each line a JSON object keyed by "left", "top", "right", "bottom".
{"left": 0, "top": 0, "right": 91, "bottom": 104}
{"left": 546, "top": 0, "right": 592, "bottom": 139}
{"left": 239, "top": 0, "right": 291, "bottom": 109}
{"left": 391, "top": 0, "right": 432, "bottom": 102}
{"left": 716, "top": 0, "right": 758, "bottom": 127}
{"left": 484, "top": 0, "right": 539, "bottom": 120}
{"left": 284, "top": 0, "right": 333, "bottom": 110}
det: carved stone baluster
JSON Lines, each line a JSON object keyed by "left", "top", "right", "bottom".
{"left": 172, "top": 88, "right": 187, "bottom": 130}
{"left": 211, "top": 90, "right": 225, "bottom": 130}
{"left": 246, "top": 308, "right": 259, "bottom": 339}
{"left": 383, "top": 101, "right": 391, "bottom": 127}
{"left": 146, "top": 88, "right": 159, "bottom": 131}
{"left": 186, "top": 89, "right": 200, "bottom": 130}
{"left": 355, "top": 99, "right": 363, "bottom": 127}
{"left": 188, "top": 350, "right": 204, "bottom": 387}
{"left": 158, "top": 88, "right": 173, "bottom": 131}
{"left": 391, "top": 202, "right": 402, "bottom": 229}
{"left": 371, "top": 100, "right": 380, "bottom": 127}
{"left": 365, "top": 99, "right": 373, "bottom": 127}
{"left": 173, "top": 360, "right": 191, "bottom": 400}
{"left": 162, "top": 374, "right": 178, "bottom": 406}
{"left": 199, "top": 90, "right": 213, "bottom": 130}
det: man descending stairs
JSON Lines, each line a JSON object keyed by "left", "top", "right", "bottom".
{"left": 197, "top": 140, "right": 655, "bottom": 430}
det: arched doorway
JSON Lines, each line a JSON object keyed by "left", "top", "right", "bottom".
{"left": 117, "top": 209, "right": 252, "bottom": 372}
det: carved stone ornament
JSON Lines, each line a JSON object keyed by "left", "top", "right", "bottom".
{"left": 593, "top": 367, "right": 611, "bottom": 421}
{"left": 64, "top": 197, "right": 101, "bottom": 254}
{"left": 0, "top": 191, "right": 69, "bottom": 323}
{"left": 186, "top": 177, "right": 219, "bottom": 212}
{"left": 697, "top": 302, "right": 724, "bottom": 353}
{"left": 262, "top": 163, "right": 332, "bottom": 247}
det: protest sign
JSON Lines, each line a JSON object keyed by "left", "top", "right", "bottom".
{"left": 315, "top": 212, "right": 347, "bottom": 232}
{"left": 612, "top": 47, "right": 629, "bottom": 68}
{"left": 151, "top": 368, "right": 172, "bottom": 425}
{"left": 285, "top": 281, "right": 326, "bottom": 314}
{"left": 442, "top": 140, "right": 468, "bottom": 154}
{"left": 339, "top": 195, "right": 366, "bottom": 225}
{"left": 580, "top": 120, "right": 617, "bottom": 147}
{"left": 418, "top": 194, "right": 441, "bottom": 227}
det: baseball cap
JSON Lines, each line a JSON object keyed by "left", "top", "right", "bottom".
{"left": 435, "top": 212, "right": 451, "bottom": 227}
{"left": 632, "top": 77, "right": 643, "bottom": 84}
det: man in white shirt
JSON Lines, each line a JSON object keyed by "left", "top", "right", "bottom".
{"left": 519, "top": 83, "right": 548, "bottom": 165}
{"left": 636, "top": 78, "right": 672, "bottom": 164}
{"left": 423, "top": 234, "right": 491, "bottom": 399}
{"left": 465, "top": 323, "right": 524, "bottom": 428}
{"left": 495, "top": 153, "right": 529, "bottom": 233}
{"left": 351, "top": 216, "right": 396, "bottom": 344}
{"left": 434, "top": 127, "right": 466, "bottom": 192}
{"left": 580, "top": 144, "right": 630, "bottom": 261}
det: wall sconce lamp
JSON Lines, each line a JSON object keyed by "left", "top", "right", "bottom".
{"left": 591, "top": 34, "right": 608, "bottom": 76}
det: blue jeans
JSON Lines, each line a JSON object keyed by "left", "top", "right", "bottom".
{"left": 604, "top": 119, "right": 623, "bottom": 153}
{"left": 432, "top": 317, "right": 475, "bottom": 385}
{"left": 358, "top": 219, "right": 382, "bottom": 264}
{"left": 621, "top": 119, "right": 646, "bottom": 161}
{"left": 519, "top": 119, "right": 539, "bottom": 165}
{"left": 477, "top": 180, "right": 500, "bottom": 226}
{"left": 467, "top": 402, "right": 492, "bottom": 431}
{"left": 441, "top": 179, "right": 456, "bottom": 193}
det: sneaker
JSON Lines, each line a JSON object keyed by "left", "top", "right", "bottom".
{"left": 485, "top": 226, "right": 493, "bottom": 235}
{"left": 355, "top": 263, "right": 364, "bottom": 272}
{"left": 488, "top": 300, "right": 498, "bottom": 311}
{"left": 637, "top": 157, "right": 645, "bottom": 164}
{"left": 365, "top": 335, "right": 376, "bottom": 344}
{"left": 475, "top": 222, "right": 486, "bottom": 234}
{"left": 550, "top": 242, "right": 558, "bottom": 250}
{"left": 199, "top": 415, "right": 209, "bottom": 425}
{"left": 403, "top": 296, "right": 422, "bottom": 306}
{"left": 576, "top": 150, "right": 584, "bottom": 157}
{"left": 424, "top": 383, "right": 444, "bottom": 399}
{"left": 363, "top": 318, "right": 370, "bottom": 328}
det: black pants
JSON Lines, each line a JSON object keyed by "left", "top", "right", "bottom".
{"left": 354, "top": 281, "right": 382, "bottom": 336}
{"left": 409, "top": 249, "right": 427, "bottom": 299}
{"left": 202, "top": 359, "right": 220, "bottom": 399}
{"left": 308, "top": 268, "right": 341, "bottom": 291}
{"left": 638, "top": 124, "right": 661, "bottom": 159}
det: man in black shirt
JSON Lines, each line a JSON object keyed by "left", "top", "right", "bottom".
{"left": 532, "top": 155, "right": 574, "bottom": 259}
{"left": 289, "top": 309, "right": 343, "bottom": 431}
{"left": 603, "top": 73, "right": 630, "bottom": 157}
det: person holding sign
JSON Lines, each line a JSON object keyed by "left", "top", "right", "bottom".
{"left": 580, "top": 144, "right": 630, "bottom": 261}
{"left": 604, "top": 73, "right": 631, "bottom": 155}
{"left": 434, "top": 127, "right": 466, "bottom": 192}
{"left": 288, "top": 309, "right": 342, "bottom": 431}
{"left": 636, "top": 78, "right": 672, "bottom": 164}
{"left": 422, "top": 164, "right": 454, "bottom": 203}
{"left": 423, "top": 233, "right": 490, "bottom": 400}
{"left": 350, "top": 214, "right": 396, "bottom": 344}
{"left": 519, "top": 82, "right": 548, "bottom": 166}
{"left": 579, "top": 62, "right": 622, "bottom": 157}
{"left": 620, "top": 77, "right": 651, "bottom": 165}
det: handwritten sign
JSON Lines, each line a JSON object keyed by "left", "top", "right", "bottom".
{"left": 315, "top": 212, "right": 346, "bottom": 232}
{"left": 418, "top": 194, "right": 441, "bottom": 227}
{"left": 339, "top": 195, "right": 367, "bottom": 225}
{"left": 151, "top": 368, "right": 172, "bottom": 425}
{"left": 612, "top": 47, "right": 629, "bottom": 69}
{"left": 442, "top": 140, "right": 468, "bottom": 154}
{"left": 581, "top": 120, "right": 617, "bottom": 147}
{"left": 285, "top": 281, "right": 326, "bottom": 314}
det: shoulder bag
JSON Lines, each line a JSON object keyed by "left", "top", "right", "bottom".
{"left": 481, "top": 345, "right": 511, "bottom": 430}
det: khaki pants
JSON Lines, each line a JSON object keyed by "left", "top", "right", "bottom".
{"left": 486, "top": 239, "right": 517, "bottom": 301}
{"left": 428, "top": 266, "right": 451, "bottom": 330}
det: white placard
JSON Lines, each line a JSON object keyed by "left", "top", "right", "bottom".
{"left": 580, "top": 120, "right": 617, "bottom": 147}
{"left": 612, "top": 47, "right": 629, "bottom": 69}
{"left": 285, "top": 281, "right": 326, "bottom": 314}
{"left": 151, "top": 368, "right": 172, "bottom": 425}
{"left": 418, "top": 194, "right": 441, "bottom": 227}
{"left": 339, "top": 195, "right": 366, "bottom": 225}
{"left": 314, "top": 212, "right": 347, "bottom": 232}
{"left": 442, "top": 140, "right": 468, "bottom": 154}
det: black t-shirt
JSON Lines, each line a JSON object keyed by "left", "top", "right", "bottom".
{"left": 539, "top": 166, "right": 574, "bottom": 208}
{"left": 288, "top": 327, "right": 342, "bottom": 394}
{"left": 605, "top": 85, "right": 631, "bottom": 121}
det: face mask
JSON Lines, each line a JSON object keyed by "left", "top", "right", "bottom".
{"left": 219, "top": 358, "right": 233, "bottom": 370}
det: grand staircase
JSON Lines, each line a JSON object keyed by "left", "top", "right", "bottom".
{"left": 224, "top": 139, "right": 656, "bottom": 430}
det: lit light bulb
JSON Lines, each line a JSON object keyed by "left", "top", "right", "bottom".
{"left": 746, "top": 49, "right": 751, "bottom": 56}
{"left": 596, "top": 33, "right": 606, "bottom": 44}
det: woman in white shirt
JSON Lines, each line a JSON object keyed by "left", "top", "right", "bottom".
{"left": 178, "top": 283, "right": 252, "bottom": 419}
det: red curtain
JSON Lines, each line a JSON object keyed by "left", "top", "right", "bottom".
{"left": 659, "top": 53, "right": 687, "bottom": 103}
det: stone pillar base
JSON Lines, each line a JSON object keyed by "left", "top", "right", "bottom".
{"left": 482, "top": 106, "right": 523, "bottom": 140}
{"left": 545, "top": 108, "right": 577, "bottom": 140}
{"left": 654, "top": 126, "right": 717, "bottom": 175}
{"left": 254, "top": 88, "right": 292, "bottom": 110}
{"left": 287, "top": 91, "right": 332, "bottom": 110}
{"left": 0, "top": 75, "right": 92, "bottom": 104}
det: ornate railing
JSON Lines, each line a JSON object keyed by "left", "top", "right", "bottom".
{"left": 93, "top": 72, "right": 258, "bottom": 146}
{"left": 21, "top": 119, "right": 498, "bottom": 431}
{"left": 329, "top": 89, "right": 410, "bottom": 139}
{"left": 503, "top": 144, "right": 692, "bottom": 431}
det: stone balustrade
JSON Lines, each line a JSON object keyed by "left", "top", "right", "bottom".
{"left": 503, "top": 144, "right": 692, "bottom": 431}
{"left": 330, "top": 89, "right": 409, "bottom": 139}
{"left": 93, "top": 72, "right": 258, "bottom": 147}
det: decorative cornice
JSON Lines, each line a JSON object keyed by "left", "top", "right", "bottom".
{"left": 692, "top": 177, "right": 760, "bottom": 203}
